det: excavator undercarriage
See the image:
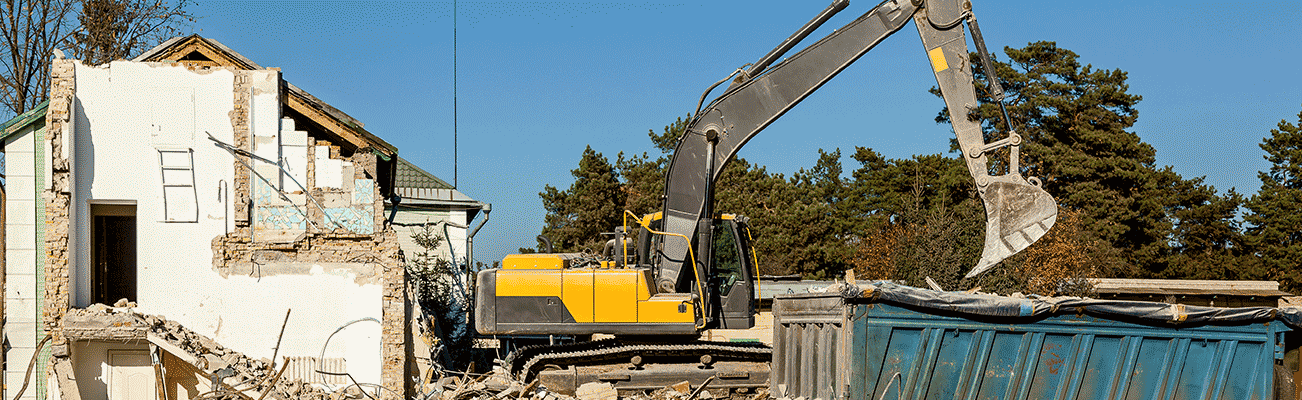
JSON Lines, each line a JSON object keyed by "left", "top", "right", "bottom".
{"left": 513, "top": 339, "right": 772, "bottom": 395}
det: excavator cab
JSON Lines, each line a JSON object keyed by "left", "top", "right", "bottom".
{"left": 710, "top": 215, "right": 758, "bottom": 329}
{"left": 632, "top": 212, "right": 758, "bottom": 330}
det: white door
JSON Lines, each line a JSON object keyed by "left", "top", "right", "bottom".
{"left": 108, "top": 350, "right": 155, "bottom": 400}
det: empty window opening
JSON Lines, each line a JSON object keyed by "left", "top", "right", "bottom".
{"left": 92, "top": 203, "right": 137, "bottom": 305}
{"left": 177, "top": 50, "right": 211, "bottom": 62}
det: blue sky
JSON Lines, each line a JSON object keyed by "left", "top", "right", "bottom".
{"left": 193, "top": 0, "right": 1302, "bottom": 266}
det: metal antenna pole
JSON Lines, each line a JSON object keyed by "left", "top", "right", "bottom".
{"left": 453, "top": 0, "right": 458, "bottom": 189}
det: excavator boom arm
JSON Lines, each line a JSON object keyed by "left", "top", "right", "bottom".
{"left": 655, "top": 0, "right": 1058, "bottom": 294}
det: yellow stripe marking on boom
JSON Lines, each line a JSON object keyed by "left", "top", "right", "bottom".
{"left": 928, "top": 47, "right": 949, "bottom": 73}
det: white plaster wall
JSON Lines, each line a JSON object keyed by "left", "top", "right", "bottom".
{"left": 66, "top": 61, "right": 383, "bottom": 384}
{"left": 447, "top": 209, "right": 470, "bottom": 265}
{"left": 4, "top": 128, "right": 41, "bottom": 400}
{"left": 392, "top": 208, "right": 471, "bottom": 265}
{"left": 313, "top": 145, "right": 343, "bottom": 189}
{"left": 279, "top": 117, "right": 309, "bottom": 190}
{"left": 69, "top": 341, "right": 151, "bottom": 400}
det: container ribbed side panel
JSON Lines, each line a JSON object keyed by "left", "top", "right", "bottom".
{"left": 771, "top": 294, "right": 1287, "bottom": 400}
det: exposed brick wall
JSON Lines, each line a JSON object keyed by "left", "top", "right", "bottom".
{"left": 230, "top": 71, "right": 253, "bottom": 227}
{"left": 43, "top": 59, "right": 75, "bottom": 336}
{"left": 220, "top": 81, "right": 407, "bottom": 396}
{"left": 378, "top": 229, "right": 408, "bottom": 399}
{"left": 210, "top": 231, "right": 398, "bottom": 271}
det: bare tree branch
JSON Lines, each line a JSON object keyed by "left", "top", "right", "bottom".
{"left": 0, "top": 0, "right": 193, "bottom": 119}
{"left": 0, "top": 0, "right": 76, "bottom": 118}
{"left": 71, "top": 0, "right": 194, "bottom": 66}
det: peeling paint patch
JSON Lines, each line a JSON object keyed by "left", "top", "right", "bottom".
{"left": 323, "top": 207, "right": 373, "bottom": 234}
{"left": 227, "top": 261, "right": 380, "bottom": 284}
{"left": 252, "top": 175, "right": 308, "bottom": 239}
{"left": 353, "top": 179, "right": 374, "bottom": 204}
{"left": 256, "top": 206, "right": 308, "bottom": 230}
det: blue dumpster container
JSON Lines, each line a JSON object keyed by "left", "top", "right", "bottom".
{"left": 771, "top": 283, "right": 1293, "bottom": 400}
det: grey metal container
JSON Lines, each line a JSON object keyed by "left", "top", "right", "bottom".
{"left": 771, "top": 291, "right": 1292, "bottom": 400}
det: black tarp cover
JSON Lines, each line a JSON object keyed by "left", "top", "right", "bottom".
{"left": 835, "top": 281, "right": 1302, "bottom": 329}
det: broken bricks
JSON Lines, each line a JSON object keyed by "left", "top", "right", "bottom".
{"left": 58, "top": 305, "right": 339, "bottom": 399}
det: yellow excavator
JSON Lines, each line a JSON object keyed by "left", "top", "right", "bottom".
{"left": 475, "top": 0, "right": 1059, "bottom": 392}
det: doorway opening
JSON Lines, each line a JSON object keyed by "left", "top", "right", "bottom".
{"left": 92, "top": 203, "right": 136, "bottom": 305}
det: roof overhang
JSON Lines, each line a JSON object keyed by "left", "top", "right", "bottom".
{"left": 0, "top": 100, "right": 48, "bottom": 142}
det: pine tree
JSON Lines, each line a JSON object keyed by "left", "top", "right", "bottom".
{"left": 1245, "top": 108, "right": 1302, "bottom": 291}
{"left": 949, "top": 41, "right": 1244, "bottom": 276}
{"left": 1162, "top": 179, "right": 1254, "bottom": 280}
{"left": 848, "top": 148, "right": 986, "bottom": 290}
{"left": 539, "top": 146, "right": 625, "bottom": 253}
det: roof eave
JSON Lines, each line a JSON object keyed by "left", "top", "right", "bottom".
{"left": 0, "top": 100, "right": 49, "bottom": 141}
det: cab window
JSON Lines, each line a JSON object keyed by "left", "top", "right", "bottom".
{"left": 712, "top": 223, "right": 742, "bottom": 296}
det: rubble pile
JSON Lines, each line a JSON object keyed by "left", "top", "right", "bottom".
{"left": 423, "top": 369, "right": 769, "bottom": 400}
{"left": 147, "top": 314, "right": 337, "bottom": 399}
{"left": 66, "top": 305, "right": 342, "bottom": 399}
{"left": 64, "top": 305, "right": 769, "bottom": 400}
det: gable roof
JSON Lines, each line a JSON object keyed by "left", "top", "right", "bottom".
{"left": 134, "top": 35, "right": 398, "bottom": 159}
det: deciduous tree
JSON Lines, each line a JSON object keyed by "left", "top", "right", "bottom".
{"left": 0, "top": 0, "right": 193, "bottom": 119}
{"left": 0, "top": 0, "right": 78, "bottom": 117}
{"left": 70, "top": 0, "right": 194, "bottom": 66}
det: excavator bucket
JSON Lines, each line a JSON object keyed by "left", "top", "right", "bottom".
{"left": 967, "top": 179, "right": 1059, "bottom": 278}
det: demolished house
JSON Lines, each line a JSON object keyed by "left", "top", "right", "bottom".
{"left": 0, "top": 35, "right": 448, "bottom": 399}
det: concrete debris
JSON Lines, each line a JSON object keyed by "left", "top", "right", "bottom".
{"left": 668, "top": 381, "right": 691, "bottom": 395}
{"left": 420, "top": 366, "right": 768, "bottom": 400}
{"left": 575, "top": 382, "right": 617, "bottom": 400}
{"left": 62, "top": 306, "right": 769, "bottom": 400}
{"left": 62, "top": 305, "right": 345, "bottom": 400}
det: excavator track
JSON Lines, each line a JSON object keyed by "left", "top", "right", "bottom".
{"left": 509, "top": 339, "right": 771, "bottom": 382}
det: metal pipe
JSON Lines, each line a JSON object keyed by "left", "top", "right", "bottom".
{"left": 537, "top": 235, "right": 555, "bottom": 253}
{"left": 270, "top": 309, "right": 291, "bottom": 369}
{"left": 466, "top": 203, "right": 491, "bottom": 272}
{"left": 744, "top": 0, "right": 849, "bottom": 80}
{"left": 966, "top": 13, "right": 1015, "bottom": 133}
{"left": 440, "top": 221, "right": 470, "bottom": 299}
{"left": 468, "top": 203, "right": 491, "bottom": 238}
{"left": 386, "top": 195, "right": 402, "bottom": 226}
{"left": 316, "top": 317, "right": 381, "bottom": 384}
{"left": 694, "top": 133, "right": 719, "bottom": 324}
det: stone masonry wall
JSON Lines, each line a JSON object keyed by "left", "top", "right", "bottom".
{"left": 378, "top": 229, "right": 408, "bottom": 398}
{"left": 43, "top": 59, "right": 75, "bottom": 336}
{"left": 230, "top": 70, "right": 253, "bottom": 227}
